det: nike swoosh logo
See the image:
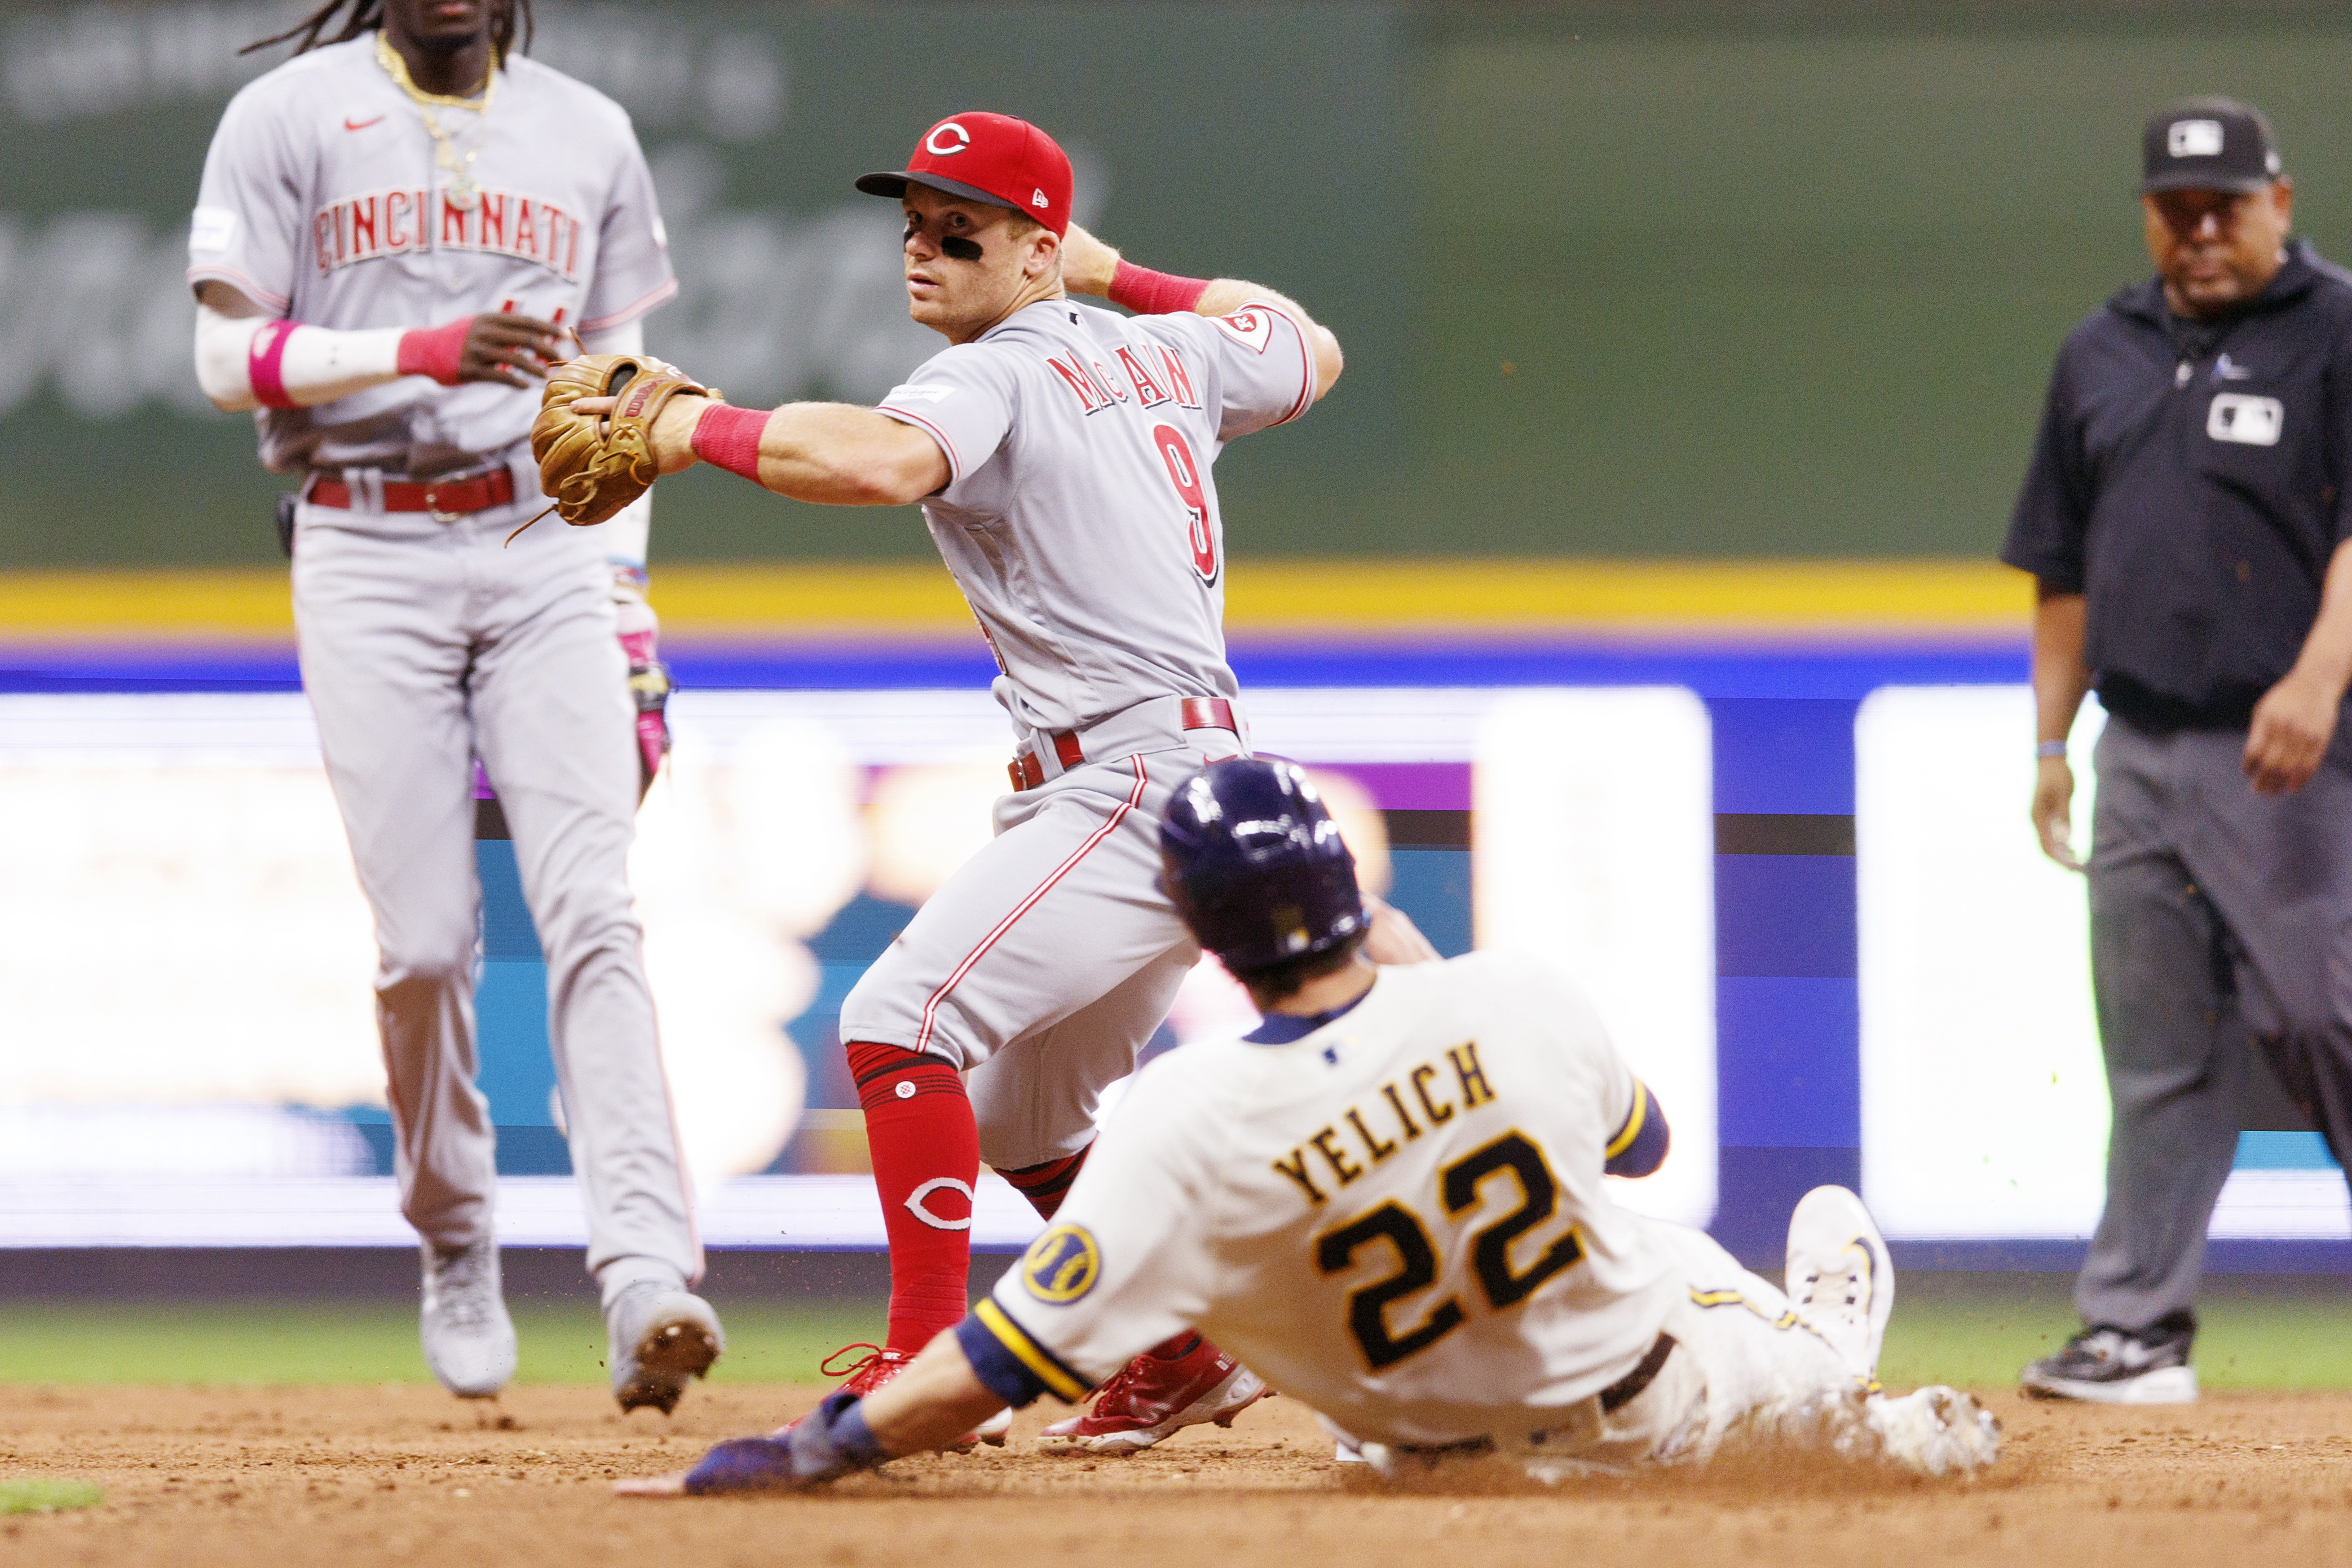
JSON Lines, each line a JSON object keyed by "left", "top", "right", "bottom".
{"left": 343, "top": 115, "right": 386, "bottom": 132}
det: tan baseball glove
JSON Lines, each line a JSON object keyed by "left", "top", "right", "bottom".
{"left": 532, "top": 355, "right": 722, "bottom": 526}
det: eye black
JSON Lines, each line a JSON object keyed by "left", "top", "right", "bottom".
{"left": 941, "top": 235, "right": 984, "bottom": 262}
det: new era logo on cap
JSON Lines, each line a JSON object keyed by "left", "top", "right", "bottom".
{"left": 854, "top": 111, "right": 1074, "bottom": 237}
{"left": 2168, "top": 119, "right": 2225, "bottom": 158}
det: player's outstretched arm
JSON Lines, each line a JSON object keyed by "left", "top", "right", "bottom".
{"left": 614, "top": 1330, "right": 1007, "bottom": 1498}
{"left": 858, "top": 1330, "right": 1011, "bottom": 1451}
{"left": 1058, "top": 224, "right": 1343, "bottom": 404}
{"left": 570, "top": 392, "right": 949, "bottom": 507}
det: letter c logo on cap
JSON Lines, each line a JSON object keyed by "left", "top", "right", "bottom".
{"left": 925, "top": 121, "right": 972, "bottom": 157}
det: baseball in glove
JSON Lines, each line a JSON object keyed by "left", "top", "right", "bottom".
{"left": 531, "top": 355, "right": 722, "bottom": 527}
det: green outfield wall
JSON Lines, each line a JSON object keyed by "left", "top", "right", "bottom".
{"left": 6, "top": 2, "right": 2352, "bottom": 566}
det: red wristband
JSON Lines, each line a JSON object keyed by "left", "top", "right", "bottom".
{"left": 1107, "top": 259, "right": 1210, "bottom": 315}
{"left": 690, "top": 403, "right": 770, "bottom": 483}
{"left": 396, "top": 315, "right": 474, "bottom": 385}
{"left": 248, "top": 319, "right": 299, "bottom": 409}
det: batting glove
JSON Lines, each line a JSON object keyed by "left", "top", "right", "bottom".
{"left": 683, "top": 1391, "right": 887, "bottom": 1494}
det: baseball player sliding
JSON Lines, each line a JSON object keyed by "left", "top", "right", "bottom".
{"left": 533, "top": 109, "right": 1392, "bottom": 1450}
{"left": 617, "top": 760, "right": 2003, "bottom": 1495}
{"left": 184, "top": 0, "right": 721, "bottom": 1411}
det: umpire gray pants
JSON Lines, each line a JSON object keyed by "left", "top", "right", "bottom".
{"left": 291, "top": 457, "right": 699, "bottom": 1305}
{"left": 2078, "top": 713, "right": 2352, "bottom": 1332}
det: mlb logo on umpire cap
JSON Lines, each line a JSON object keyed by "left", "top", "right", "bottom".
{"left": 2143, "top": 95, "right": 2282, "bottom": 194}
{"left": 855, "top": 111, "right": 1074, "bottom": 237}
{"left": 2168, "top": 120, "right": 2224, "bottom": 158}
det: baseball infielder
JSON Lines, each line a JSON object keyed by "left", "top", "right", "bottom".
{"left": 185, "top": 0, "right": 720, "bottom": 1410}
{"left": 620, "top": 758, "right": 2003, "bottom": 1494}
{"left": 531, "top": 108, "right": 1349, "bottom": 1448}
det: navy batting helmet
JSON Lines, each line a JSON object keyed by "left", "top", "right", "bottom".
{"left": 1159, "top": 758, "right": 1365, "bottom": 974}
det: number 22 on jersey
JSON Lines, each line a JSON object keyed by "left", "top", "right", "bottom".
{"left": 1314, "top": 1129, "right": 1586, "bottom": 1371}
{"left": 1149, "top": 423, "right": 1218, "bottom": 585}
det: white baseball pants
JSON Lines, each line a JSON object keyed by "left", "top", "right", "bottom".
{"left": 1353, "top": 1218, "right": 1861, "bottom": 1479}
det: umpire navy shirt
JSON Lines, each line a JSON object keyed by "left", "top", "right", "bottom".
{"left": 2002, "top": 239, "right": 2352, "bottom": 729}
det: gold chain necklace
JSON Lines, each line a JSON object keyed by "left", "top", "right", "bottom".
{"left": 375, "top": 30, "right": 497, "bottom": 212}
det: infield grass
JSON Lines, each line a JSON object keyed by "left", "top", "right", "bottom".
{"left": 0, "top": 1301, "right": 886, "bottom": 1387}
{"left": 1877, "top": 1273, "right": 2352, "bottom": 1390}
{"left": 2, "top": 1277, "right": 2349, "bottom": 1389}
{"left": 0, "top": 1479, "right": 104, "bottom": 1514}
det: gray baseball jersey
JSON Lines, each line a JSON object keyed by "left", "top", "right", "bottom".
{"left": 875, "top": 297, "right": 1316, "bottom": 737}
{"left": 187, "top": 36, "right": 675, "bottom": 477}
{"left": 185, "top": 33, "right": 699, "bottom": 1312}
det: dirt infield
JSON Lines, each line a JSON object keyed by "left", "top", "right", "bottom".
{"left": 7, "top": 1382, "right": 2352, "bottom": 1567}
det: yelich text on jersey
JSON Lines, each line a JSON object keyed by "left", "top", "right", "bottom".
{"left": 1272, "top": 1043, "right": 1498, "bottom": 1207}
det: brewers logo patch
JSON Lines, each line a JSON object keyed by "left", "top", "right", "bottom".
{"left": 1020, "top": 1224, "right": 1102, "bottom": 1304}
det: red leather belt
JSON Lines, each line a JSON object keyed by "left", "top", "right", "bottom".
{"left": 1180, "top": 696, "right": 1237, "bottom": 737}
{"left": 1009, "top": 696, "right": 1239, "bottom": 792}
{"left": 308, "top": 469, "right": 516, "bottom": 518}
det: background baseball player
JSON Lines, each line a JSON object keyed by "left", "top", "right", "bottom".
{"left": 617, "top": 758, "right": 2003, "bottom": 1495}
{"left": 186, "top": 0, "right": 720, "bottom": 1410}
{"left": 535, "top": 108, "right": 1373, "bottom": 1448}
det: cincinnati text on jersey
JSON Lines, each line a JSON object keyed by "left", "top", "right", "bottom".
{"left": 1272, "top": 1043, "right": 1498, "bottom": 1207}
{"left": 311, "top": 187, "right": 586, "bottom": 279}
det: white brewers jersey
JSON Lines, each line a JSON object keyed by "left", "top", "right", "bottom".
{"left": 187, "top": 35, "right": 676, "bottom": 476}
{"left": 970, "top": 951, "right": 1679, "bottom": 1448}
{"left": 874, "top": 297, "right": 1316, "bottom": 737}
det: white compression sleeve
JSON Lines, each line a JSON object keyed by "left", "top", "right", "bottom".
{"left": 576, "top": 317, "right": 651, "bottom": 581}
{"left": 193, "top": 303, "right": 404, "bottom": 413}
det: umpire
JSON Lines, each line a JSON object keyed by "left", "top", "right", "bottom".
{"left": 2004, "top": 97, "right": 2352, "bottom": 1404}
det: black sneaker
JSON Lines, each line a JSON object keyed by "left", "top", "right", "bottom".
{"left": 2020, "top": 1317, "right": 2197, "bottom": 1404}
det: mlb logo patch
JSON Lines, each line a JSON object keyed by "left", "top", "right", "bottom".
{"left": 2169, "top": 118, "right": 2225, "bottom": 158}
{"left": 2208, "top": 393, "right": 2283, "bottom": 447}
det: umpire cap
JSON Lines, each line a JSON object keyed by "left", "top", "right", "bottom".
{"left": 1159, "top": 758, "right": 1366, "bottom": 976}
{"left": 2143, "top": 96, "right": 2283, "bottom": 195}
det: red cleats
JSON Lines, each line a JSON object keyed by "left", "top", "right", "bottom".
{"left": 820, "top": 1342, "right": 911, "bottom": 1398}
{"left": 1038, "top": 1333, "right": 1267, "bottom": 1456}
{"left": 811, "top": 1345, "right": 1010, "bottom": 1450}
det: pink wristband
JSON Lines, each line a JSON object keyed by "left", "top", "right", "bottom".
{"left": 248, "top": 319, "right": 299, "bottom": 410}
{"left": 1108, "top": 259, "right": 1211, "bottom": 315}
{"left": 395, "top": 315, "right": 474, "bottom": 385}
{"left": 691, "top": 403, "right": 770, "bottom": 483}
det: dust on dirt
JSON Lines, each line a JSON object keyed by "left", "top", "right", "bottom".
{"left": 5, "top": 1382, "right": 2352, "bottom": 1567}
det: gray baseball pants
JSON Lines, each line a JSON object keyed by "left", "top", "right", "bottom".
{"left": 840, "top": 701, "right": 1245, "bottom": 1170}
{"left": 290, "top": 456, "right": 698, "bottom": 1305}
{"left": 2077, "top": 713, "right": 2352, "bottom": 1333}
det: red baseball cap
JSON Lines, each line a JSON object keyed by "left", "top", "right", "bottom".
{"left": 856, "top": 112, "right": 1073, "bottom": 237}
